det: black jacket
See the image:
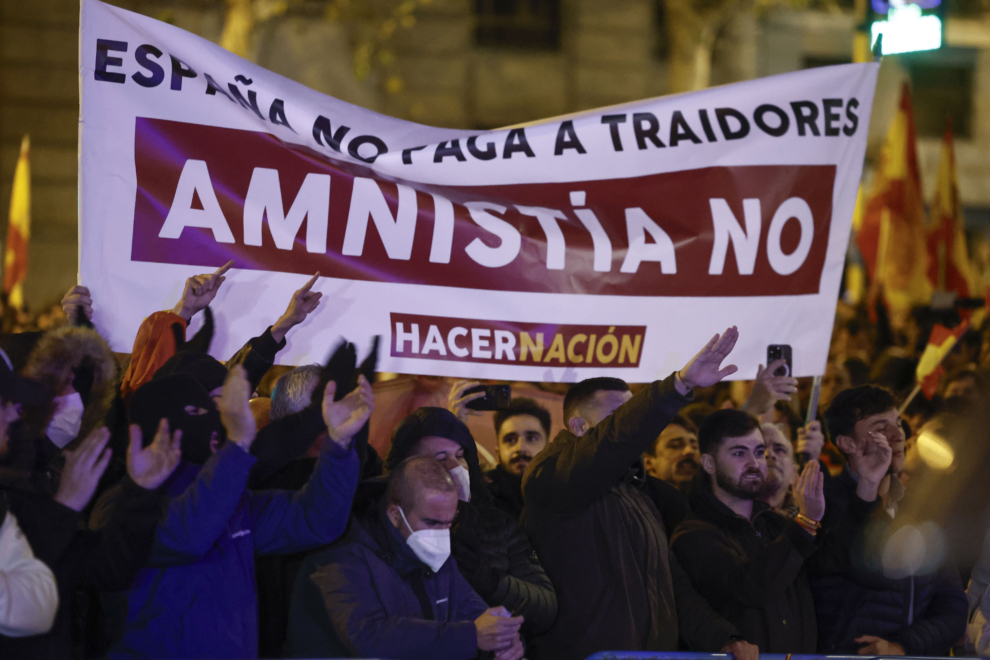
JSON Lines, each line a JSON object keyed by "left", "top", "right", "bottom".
{"left": 522, "top": 374, "right": 738, "bottom": 660}
{"left": 486, "top": 464, "right": 524, "bottom": 521}
{"left": 811, "top": 468, "right": 968, "bottom": 655}
{"left": 672, "top": 490, "right": 818, "bottom": 653}
{"left": 0, "top": 477, "right": 163, "bottom": 659}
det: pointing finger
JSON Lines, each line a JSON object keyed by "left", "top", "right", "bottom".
{"left": 299, "top": 272, "right": 320, "bottom": 294}
{"left": 213, "top": 260, "right": 234, "bottom": 278}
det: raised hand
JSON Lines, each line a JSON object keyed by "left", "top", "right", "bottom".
{"left": 54, "top": 427, "right": 112, "bottom": 512}
{"left": 172, "top": 260, "right": 233, "bottom": 321}
{"left": 323, "top": 374, "right": 374, "bottom": 449}
{"left": 271, "top": 272, "right": 322, "bottom": 343}
{"left": 793, "top": 459, "right": 825, "bottom": 522}
{"left": 218, "top": 365, "right": 256, "bottom": 451}
{"left": 127, "top": 419, "right": 183, "bottom": 490}
{"left": 741, "top": 359, "right": 798, "bottom": 417}
{"left": 447, "top": 380, "right": 485, "bottom": 422}
{"left": 855, "top": 431, "right": 892, "bottom": 501}
{"left": 677, "top": 326, "right": 739, "bottom": 393}
{"left": 61, "top": 285, "right": 93, "bottom": 323}
{"left": 474, "top": 606, "right": 524, "bottom": 653}
{"left": 796, "top": 421, "right": 825, "bottom": 461}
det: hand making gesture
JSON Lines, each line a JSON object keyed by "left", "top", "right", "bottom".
{"left": 741, "top": 358, "right": 798, "bottom": 417}
{"left": 271, "top": 272, "right": 322, "bottom": 343}
{"left": 675, "top": 326, "right": 740, "bottom": 395}
{"left": 172, "top": 261, "right": 234, "bottom": 322}
{"left": 218, "top": 365, "right": 257, "bottom": 452}
{"left": 323, "top": 375, "right": 374, "bottom": 450}
{"left": 127, "top": 419, "right": 183, "bottom": 490}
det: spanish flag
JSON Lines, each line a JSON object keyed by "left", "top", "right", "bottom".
{"left": 857, "top": 83, "right": 931, "bottom": 311}
{"left": 916, "top": 321, "right": 969, "bottom": 399}
{"left": 927, "top": 122, "right": 973, "bottom": 298}
{"left": 4, "top": 136, "right": 30, "bottom": 310}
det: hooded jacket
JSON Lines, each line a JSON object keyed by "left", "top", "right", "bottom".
{"left": 522, "top": 374, "right": 739, "bottom": 660}
{"left": 93, "top": 436, "right": 359, "bottom": 660}
{"left": 671, "top": 489, "right": 819, "bottom": 653}
{"left": 286, "top": 501, "right": 488, "bottom": 659}
{"left": 810, "top": 467, "right": 967, "bottom": 656}
{"left": 22, "top": 326, "right": 117, "bottom": 451}
{"left": 383, "top": 408, "right": 557, "bottom": 636}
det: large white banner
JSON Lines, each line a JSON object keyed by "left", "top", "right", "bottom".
{"left": 80, "top": 0, "right": 878, "bottom": 382}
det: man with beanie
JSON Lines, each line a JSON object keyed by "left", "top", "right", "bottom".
{"left": 381, "top": 407, "right": 557, "bottom": 639}
{"left": 94, "top": 365, "right": 370, "bottom": 659}
{"left": 288, "top": 456, "right": 523, "bottom": 659}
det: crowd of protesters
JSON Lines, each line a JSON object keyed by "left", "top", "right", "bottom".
{"left": 0, "top": 265, "right": 989, "bottom": 660}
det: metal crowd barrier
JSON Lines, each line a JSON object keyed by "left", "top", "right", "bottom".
{"left": 585, "top": 654, "right": 939, "bottom": 660}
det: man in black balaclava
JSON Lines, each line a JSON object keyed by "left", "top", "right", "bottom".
{"left": 130, "top": 374, "right": 223, "bottom": 465}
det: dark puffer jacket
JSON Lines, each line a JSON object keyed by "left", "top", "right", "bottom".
{"left": 672, "top": 490, "right": 818, "bottom": 653}
{"left": 811, "top": 468, "right": 967, "bottom": 655}
{"left": 349, "top": 476, "right": 557, "bottom": 637}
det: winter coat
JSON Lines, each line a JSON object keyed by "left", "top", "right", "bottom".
{"left": 0, "top": 509, "right": 58, "bottom": 638}
{"left": 671, "top": 490, "right": 819, "bottom": 653}
{"left": 0, "top": 477, "right": 163, "bottom": 659}
{"left": 286, "top": 502, "right": 488, "bottom": 659}
{"left": 522, "top": 374, "right": 739, "bottom": 660}
{"left": 450, "top": 493, "right": 557, "bottom": 637}
{"left": 96, "top": 439, "right": 359, "bottom": 659}
{"left": 487, "top": 464, "right": 524, "bottom": 521}
{"left": 810, "top": 467, "right": 968, "bottom": 655}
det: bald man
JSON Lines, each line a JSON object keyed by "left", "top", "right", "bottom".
{"left": 287, "top": 456, "right": 524, "bottom": 660}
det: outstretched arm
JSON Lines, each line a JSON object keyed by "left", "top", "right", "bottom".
{"left": 524, "top": 328, "right": 739, "bottom": 514}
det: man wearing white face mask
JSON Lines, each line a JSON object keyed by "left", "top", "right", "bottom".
{"left": 287, "top": 456, "right": 524, "bottom": 660}
{"left": 380, "top": 408, "right": 557, "bottom": 639}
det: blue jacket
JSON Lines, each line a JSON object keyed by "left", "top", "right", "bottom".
{"left": 811, "top": 468, "right": 967, "bottom": 655}
{"left": 286, "top": 503, "right": 488, "bottom": 659}
{"left": 107, "top": 439, "right": 359, "bottom": 659}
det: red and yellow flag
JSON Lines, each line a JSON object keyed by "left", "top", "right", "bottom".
{"left": 927, "top": 123, "right": 973, "bottom": 298}
{"left": 4, "top": 136, "right": 30, "bottom": 310}
{"left": 917, "top": 321, "right": 970, "bottom": 398}
{"left": 857, "top": 83, "right": 931, "bottom": 311}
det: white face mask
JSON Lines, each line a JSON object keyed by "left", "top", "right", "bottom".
{"left": 398, "top": 506, "right": 451, "bottom": 573}
{"left": 47, "top": 392, "right": 85, "bottom": 449}
{"left": 449, "top": 465, "right": 471, "bottom": 502}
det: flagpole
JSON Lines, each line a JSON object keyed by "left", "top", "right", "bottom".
{"left": 898, "top": 383, "right": 922, "bottom": 416}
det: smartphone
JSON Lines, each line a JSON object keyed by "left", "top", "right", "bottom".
{"left": 767, "top": 345, "right": 793, "bottom": 378}
{"left": 464, "top": 384, "right": 511, "bottom": 411}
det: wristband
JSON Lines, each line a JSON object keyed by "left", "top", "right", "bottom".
{"left": 795, "top": 512, "right": 821, "bottom": 529}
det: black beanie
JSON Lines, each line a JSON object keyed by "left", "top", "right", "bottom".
{"left": 153, "top": 352, "right": 228, "bottom": 394}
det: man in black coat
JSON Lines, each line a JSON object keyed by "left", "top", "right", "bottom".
{"left": 812, "top": 385, "right": 968, "bottom": 656}
{"left": 672, "top": 409, "right": 841, "bottom": 653}
{"left": 522, "top": 327, "right": 756, "bottom": 660}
